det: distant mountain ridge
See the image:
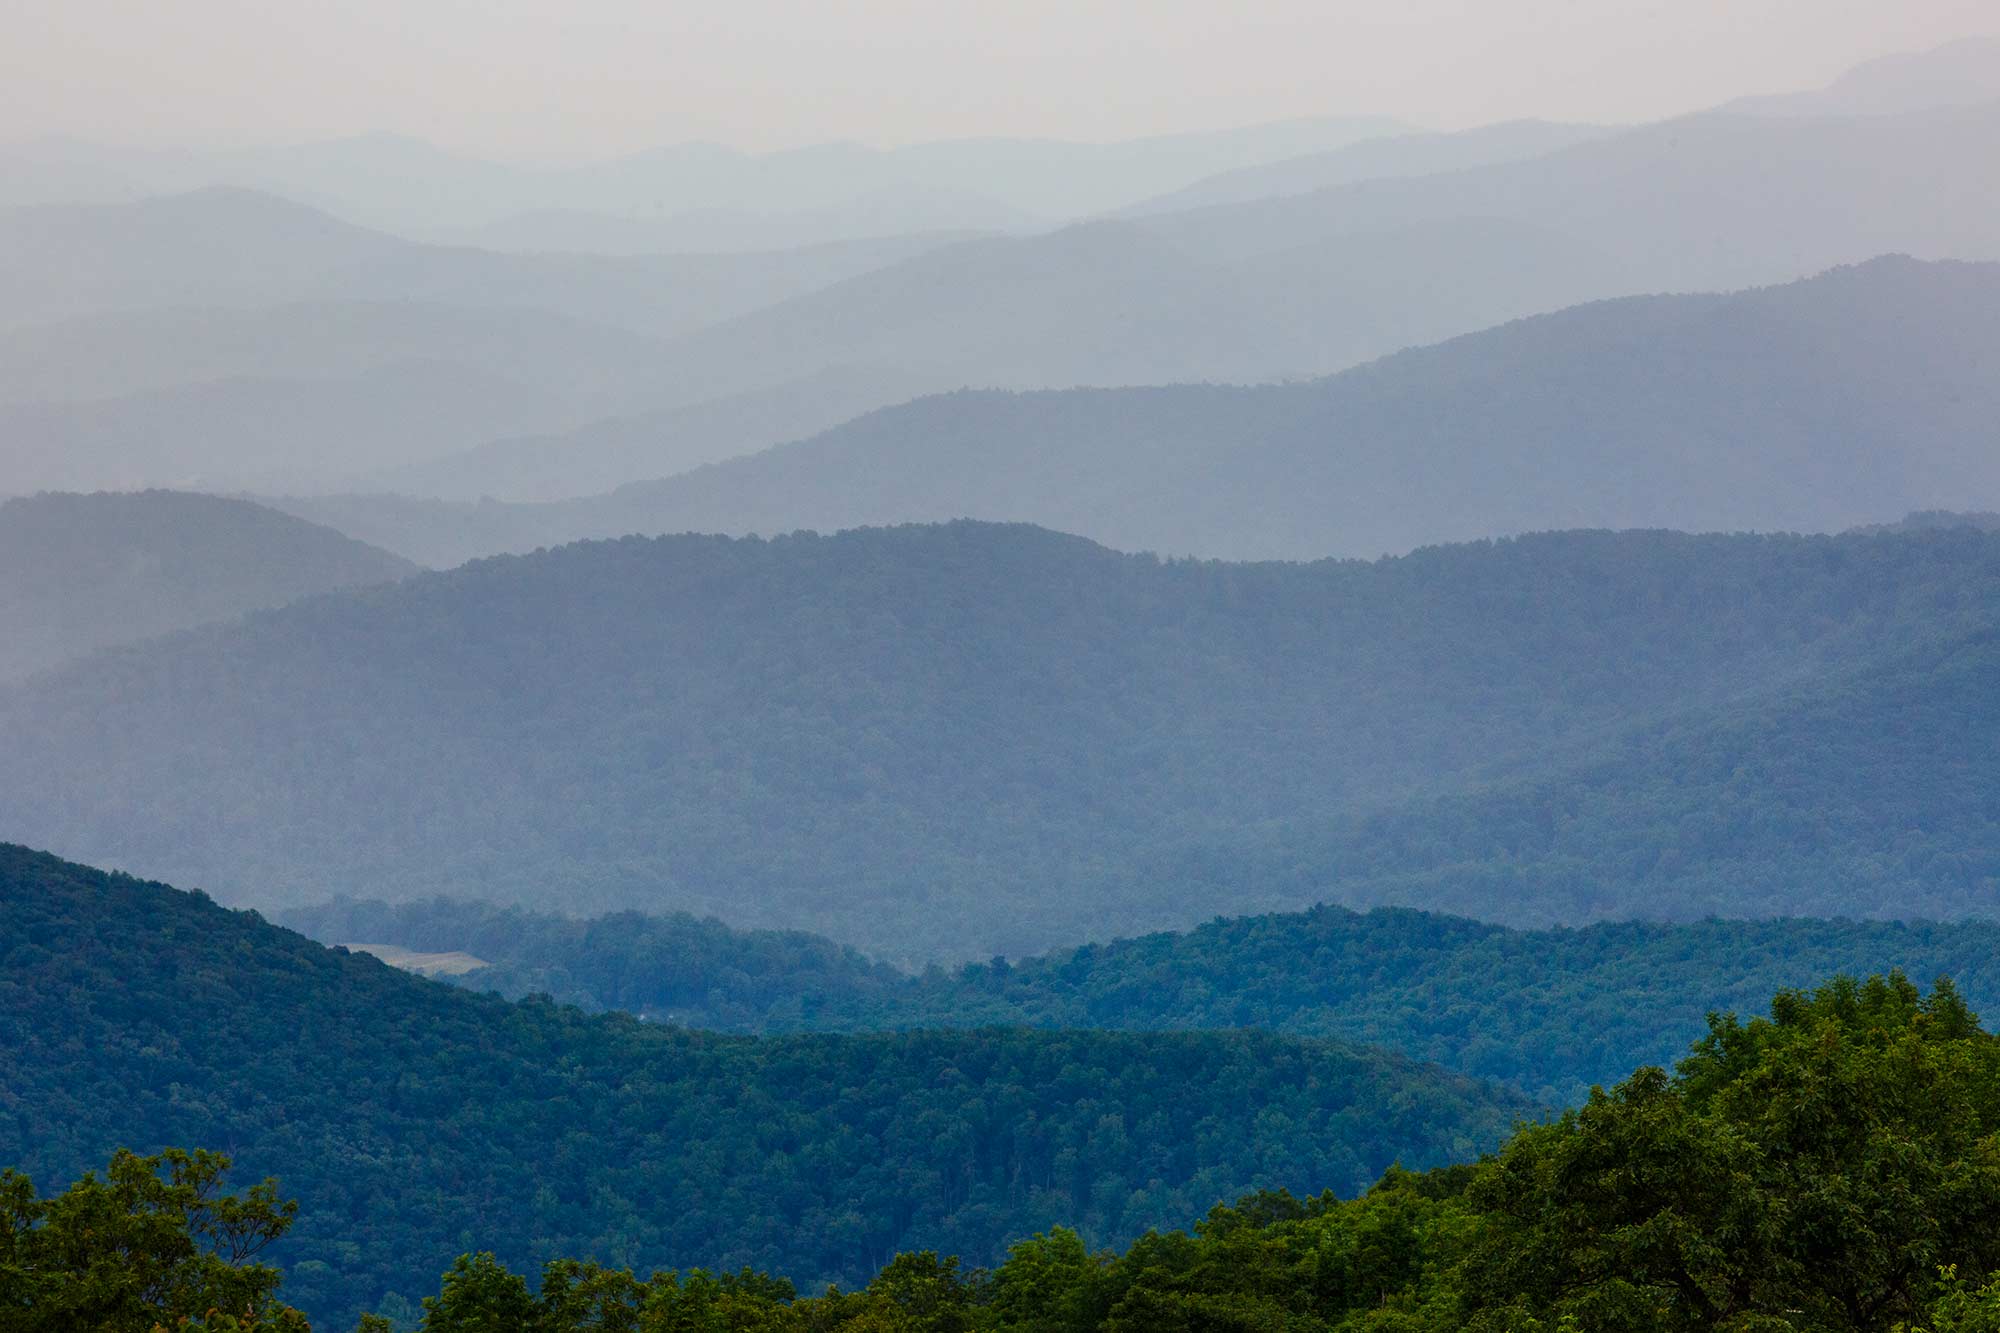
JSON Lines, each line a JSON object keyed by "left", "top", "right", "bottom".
{"left": 0, "top": 116, "right": 1416, "bottom": 238}
{"left": 436, "top": 98, "right": 2000, "bottom": 459}
{"left": 0, "top": 490, "right": 414, "bottom": 681}
{"left": 1723, "top": 35, "right": 2000, "bottom": 118}
{"left": 285, "top": 893, "right": 2000, "bottom": 1105}
{"left": 11, "top": 86, "right": 1999, "bottom": 500}
{"left": 1116, "top": 119, "right": 1615, "bottom": 216}
{"left": 5, "top": 521, "right": 1998, "bottom": 957}
{"left": 370, "top": 365, "right": 946, "bottom": 502}
{"left": 1855, "top": 510, "right": 2000, "bottom": 535}
{"left": 273, "top": 256, "right": 2000, "bottom": 566}
{"left": 0, "top": 189, "right": 971, "bottom": 336}
{"left": 0, "top": 201, "right": 980, "bottom": 492}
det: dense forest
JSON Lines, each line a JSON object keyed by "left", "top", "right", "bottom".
{"left": 1225, "top": 620, "right": 2000, "bottom": 930}
{"left": 288, "top": 896, "right": 2000, "bottom": 1105}
{"left": 284, "top": 895, "right": 911, "bottom": 1028}
{"left": 7, "top": 523, "right": 2000, "bottom": 959}
{"left": 0, "top": 845, "right": 1525, "bottom": 1327}
{"left": 14, "top": 973, "right": 2000, "bottom": 1332}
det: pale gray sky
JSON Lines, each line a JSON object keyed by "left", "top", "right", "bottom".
{"left": 1, "top": 0, "right": 1992, "bottom": 157}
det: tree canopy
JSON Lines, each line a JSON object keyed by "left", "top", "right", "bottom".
{"left": 15, "top": 975, "right": 2000, "bottom": 1333}
{"left": 288, "top": 896, "right": 2000, "bottom": 1105}
{"left": 0, "top": 845, "right": 1523, "bottom": 1328}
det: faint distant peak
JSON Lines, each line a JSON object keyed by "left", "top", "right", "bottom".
{"left": 0, "top": 183, "right": 406, "bottom": 249}
{"left": 1722, "top": 34, "right": 2000, "bottom": 118}
{"left": 1850, "top": 510, "right": 2000, "bottom": 536}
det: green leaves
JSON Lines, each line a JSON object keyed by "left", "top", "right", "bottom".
{"left": 1459, "top": 976, "right": 2000, "bottom": 1333}
{"left": 0, "top": 1148, "right": 306, "bottom": 1333}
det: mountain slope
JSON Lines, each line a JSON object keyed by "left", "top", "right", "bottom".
{"left": 0, "top": 364, "right": 581, "bottom": 495}
{"left": 19, "top": 99, "right": 1995, "bottom": 503}
{"left": 15, "top": 97, "right": 1998, "bottom": 504}
{"left": 6, "top": 118, "right": 1413, "bottom": 237}
{"left": 395, "top": 209, "right": 1627, "bottom": 435}
{"left": 0, "top": 187, "right": 972, "bottom": 338}
{"left": 437, "top": 199, "right": 1009, "bottom": 257}
{"left": 0, "top": 300, "right": 683, "bottom": 494}
{"left": 1145, "top": 100, "right": 2000, "bottom": 290}
{"left": 1117, "top": 119, "right": 1613, "bottom": 216}
{"left": 0, "top": 299, "right": 666, "bottom": 407}
{"left": 0, "top": 490, "right": 415, "bottom": 681}
{"left": 4, "top": 522, "right": 1997, "bottom": 957}
{"left": 0, "top": 843, "right": 1526, "bottom": 1326}
{"left": 1724, "top": 35, "right": 2000, "bottom": 118}
{"left": 0, "top": 187, "right": 403, "bottom": 327}
{"left": 286, "top": 894, "right": 2000, "bottom": 1106}
{"left": 484, "top": 98, "right": 1999, "bottom": 421}
{"left": 1235, "top": 619, "right": 2000, "bottom": 929}
{"left": 370, "top": 365, "right": 944, "bottom": 503}
{"left": 279, "top": 256, "right": 2000, "bottom": 566}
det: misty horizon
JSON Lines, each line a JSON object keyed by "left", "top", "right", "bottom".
{"left": 0, "top": 5, "right": 1992, "bottom": 158}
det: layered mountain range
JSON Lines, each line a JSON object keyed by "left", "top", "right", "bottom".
{"left": 5, "top": 519, "right": 1996, "bottom": 958}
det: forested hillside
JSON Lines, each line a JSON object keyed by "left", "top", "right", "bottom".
{"left": 274, "top": 256, "right": 2000, "bottom": 566}
{"left": 0, "top": 491, "right": 415, "bottom": 681}
{"left": 1207, "top": 620, "right": 2000, "bottom": 930}
{"left": 284, "top": 895, "right": 910, "bottom": 1028}
{"left": 16, "top": 972, "right": 2000, "bottom": 1332}
{"left": 0, "top": 845, "right": 1525, "bottom": 1328}
{"left": 289, "top": 897, "right": 2000, "bottom": 1105}
{"left": 6, "top": 523, "right": 1998, "bottom": 956}
{"left": 349, "top": 973, "right": 2000, "bottom": 1331}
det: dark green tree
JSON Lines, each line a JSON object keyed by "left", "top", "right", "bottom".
{"left": 0, "top": 1148, "right": 305, "bottom": 1332}
{"left": 1459, "top": 975, "right": 2000, "bottom": 1332}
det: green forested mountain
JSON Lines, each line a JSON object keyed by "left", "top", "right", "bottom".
{"left": 0, "top": 490, "right": 415, "bottom": 682}
{"left": 6, "top": 523, "right": 1999, "bottom": 957}
{"left": 17, "top": 973, "right": 2000, "bottom": 1333}
{"left": 0, "top": 844, "right": 1526, "bottom": 1328}
{"left": 273, "top": 256, "right": 2000, "bottom": 567}
{"left": 370, "top": 974, "right": 2000, "bottom": 1333}
{"left": 283, "top": 896, "right": 910, "bottom": 1029}
{"left": 288, "top": 895, "right": 2000, "bottom": 1105}
{"left": 1206, "top": 620, "right": 2000, "bottom": 931}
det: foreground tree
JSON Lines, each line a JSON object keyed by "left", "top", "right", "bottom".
{"left": 1460, "top": 974, "right": 2000, "bottom": 1332}
{"left": 0, "top": 1147, "right": 306, "bottom": 1331}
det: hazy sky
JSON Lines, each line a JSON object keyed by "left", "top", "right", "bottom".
{"left": 1, "top": 0, "right": 1992, "bottom": 157}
